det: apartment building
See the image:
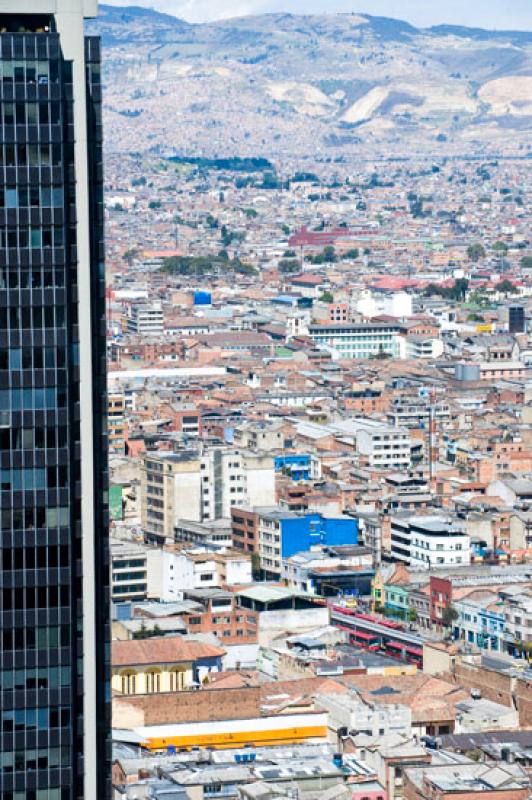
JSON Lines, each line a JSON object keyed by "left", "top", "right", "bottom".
{"left": 110, "top": 539, "right": 194, "bottom": 603}
{"left": 186, "top": 549, "right": 253, "bottom": 588}
{"left": 391, "top": 515, "right": 470, "bottom": 568}
{"left": 233, "top": 420, "right": 284, "bottom": 451}
{"left": 500, "top": 586, "right": 532, "bottom": 657}
{"left": 387, "top": 398, "right": 451, "bottom": 429}
{"left": 231, "top": 506, "right": 261, "bottom": 555}
{"left": 352, "top": 418, "right": 412, "bottom": 470}
{"left": 127, "top": 302, "right": 164, "bottom": 336}
{"left": 108, "top": 392, "right": 127, "bottom": 454}
{"left": 174, "top": 518, "right": 233, "bottom": 549}
{"left": 453, "top": 593, "right": 506, "bottom": 653}
{"left": 141, "top": 448, "right": 275, "bottom": 542}
{"left": 181, "top": 589, "right": 258, "bottom": 645}
{"left": 257, "top": 510, "right": 359, "bottom": 578}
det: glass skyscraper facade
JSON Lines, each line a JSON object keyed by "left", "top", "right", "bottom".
{"left": 0, "top": 3, "right": 110, "bottom": 799}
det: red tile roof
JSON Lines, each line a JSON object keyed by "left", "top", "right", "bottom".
{"left": 112, "top": 636, "right": 225, "bottom": 667}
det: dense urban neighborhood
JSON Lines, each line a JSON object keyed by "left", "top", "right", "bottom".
{"left": 1, "top": 3, "right": 532, "bottom": 800}
{"left": 104, "top": 84, "right": 532, "bottom": 800}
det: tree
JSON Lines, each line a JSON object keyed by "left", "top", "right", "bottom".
{"left": 467, "top": 243, "right": 486, "bottom": 262}
{"left": 244, "top": 208, "right": 258, "bottom": 219}
{"left": 307, "top": 246, "right": 337, "bottom": 265}
{"left": 345, "top": 248, "right": 359, "bottom": 259}
{"left": 408, "top": 608, "right": 418, "bottom": 623}
{"left": 123, "top": 248, "right": 138, "bottom": 266}
{"left": 278, "top": 259, "right": 300, "bottom": 274}
{"left": 495, "top": 279, "right": 518, "bottom": 296}
{"left": 133, "top": 623, "right": 161, "bottom": 640}
{"left": 468, "top": 290, "right": 491, "bottom": 309}
{"left": 425, "top": 279, "right": 468, "bottom": 302}
{"left": 492, "top": 240, "right": 508, "bottom": 255}
{"left": 322, "top": 245, "right": 337, "bottom": 263}
{"left": 453, "top": 278, "right": 469, "bottom": 301}
{"left": 521, "top": 256, "right": 532, "bottom": 270}
{"left": 442, "top": 605, "right": 458, "bottom": 628}
{"left": 319, "top": 291, "right": 334, "bottom": 303}
{"left": 148, "top": 200, "right": 162, "bottom": 210}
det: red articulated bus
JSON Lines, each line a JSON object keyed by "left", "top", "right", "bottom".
{"left": 384, "top": 640, "right": 423, "bottom": 667}
{"left": 349, "top": 630, "right": 381, "bottom": 652}
{"left": 331, "top": 604, "right": 357, "bottom": 616}
{"left": 351, "top": 612, "right": 405, "bottom": 632}
{"left": 405, "top": 645, "right": 423, "bottom": 666}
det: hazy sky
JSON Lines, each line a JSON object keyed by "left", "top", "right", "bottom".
{"left": 109, "top": 0, "right": 532, "bottom": 29}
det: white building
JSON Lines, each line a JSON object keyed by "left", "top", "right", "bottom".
{"left": 356, "top": 289, "right": 413, "bottom": 319}
{"left": 188, "top": 550, "right": 253, "bottom": 588}
{"left": 127, "top": 302, "right": 164, "bottom": 336}
{"left": 399, "top": 335, "right": 444, "bottom": 360}
{"left": 391, "top": 515, "right": 470, "bottom": 568}
{"left": 336, "top": 418, "right": 411, "bottom": 470}
{"left": 146, "top": 548, "right": 195, "bottom": 601}
{"left": 308, "top": 321, "right": 403, "bottom": 360}
{"left": 110, "top": 539, "right": 195, "bottom": 602}
{"left": 316, "top": 691, "right": 412, "bottom": 739}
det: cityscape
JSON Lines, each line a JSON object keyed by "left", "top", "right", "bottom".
{"left": 1, "top": 2, "right": 532, "bottom": 800}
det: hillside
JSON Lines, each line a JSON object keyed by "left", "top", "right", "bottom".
{"left": 90, "top": 5, "right": 532, "bottom": 160}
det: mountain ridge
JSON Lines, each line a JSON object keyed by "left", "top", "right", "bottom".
{"left": 91, "top": 5, "right": 532, "bottom": 159}
{"left": 94, "top": 4, "right": 532, "bottom": 43}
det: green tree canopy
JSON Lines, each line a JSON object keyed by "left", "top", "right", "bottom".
{"left": 278, "top": 259, "right": 300, "bottom": 274}
{"left": 467, "top": 243, "right": 486, "bottom": 262}
{"left": 495, "top": 279, "right": 518, "bottom": 295}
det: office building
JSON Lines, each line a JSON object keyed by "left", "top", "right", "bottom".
{"left": 0, "top": 3, "right": 110, "bottom": 798}
{"left": 308, "top": 321, "right": 403, "bottom": 359}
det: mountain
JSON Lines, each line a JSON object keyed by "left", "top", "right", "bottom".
{"left": 90, "top": 5, "right": 532, "bottom": 159}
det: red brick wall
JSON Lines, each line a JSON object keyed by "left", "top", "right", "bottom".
{"left": 115, "top": 686, "right": 262, "bottom": 726}
{"left": 515, "top": 676, "right": 532, "bottom": 727}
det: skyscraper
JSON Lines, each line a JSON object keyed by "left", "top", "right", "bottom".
{"left": 0, "top": 3, "right": 110, "bottom": 798}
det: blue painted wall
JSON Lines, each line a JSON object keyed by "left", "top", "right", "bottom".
{"left": 280, "top": 514, "right": 358, "bottom": 559}
{"left": 194, "top": 291, "right": 212, "bottom": 306}
{"left": 275, "top": 454, "right": 312, "bottom": 481}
